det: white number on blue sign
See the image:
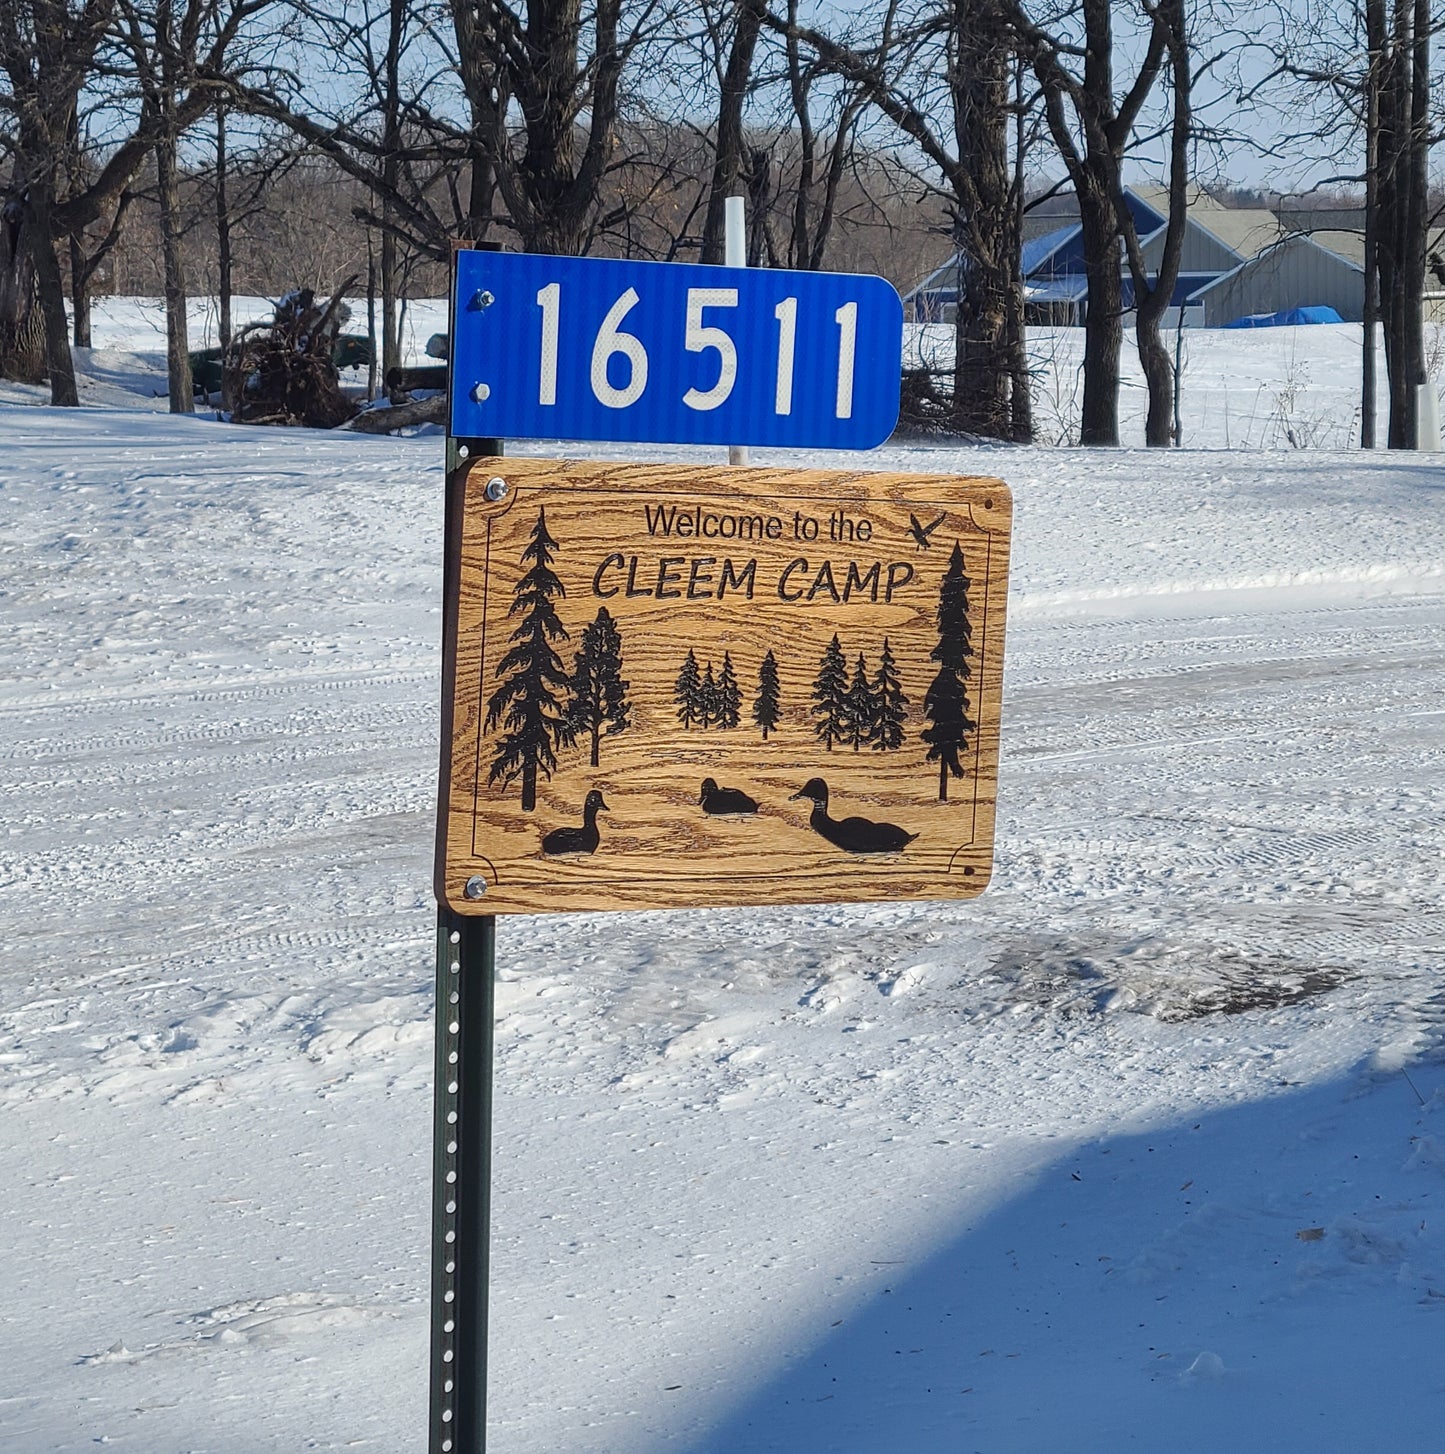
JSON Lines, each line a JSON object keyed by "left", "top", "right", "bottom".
{"left": 533, "top": 285, "right": 858, "bottom": 420}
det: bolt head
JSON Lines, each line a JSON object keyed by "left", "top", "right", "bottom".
{"left": 470, "top": 381, "right": 491, "bottom": 403}
{"left": 484, "top": 477, "right": 508, "bottom": 502}
{"left": 463, "top": 875, "right": 487, "bottom": 899}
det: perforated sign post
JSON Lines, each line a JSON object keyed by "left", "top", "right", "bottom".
{"left": 429, "top": 247, "right": 1010, "bottom": 1454}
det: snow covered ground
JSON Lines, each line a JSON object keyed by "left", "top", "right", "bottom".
{"left": 1, "top": 314, "right": 1443, "bottom": 1453}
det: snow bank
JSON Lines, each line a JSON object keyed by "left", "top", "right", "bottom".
{"left": 1, "top": 355, "right": 1442, "bottom": 1452}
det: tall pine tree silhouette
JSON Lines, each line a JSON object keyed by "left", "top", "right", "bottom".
{"left": 920, "top": 542, "right": 976, "bottom": 801}
{"left": 753, "top": 650, "right": 781, "bottom": 739}
{"left": 700, "top": 661, "right": 719, "bottom": 727}
{"left": 486, "top": 507, "right": 572, "bottom": 811}
{"left": 716, "top": 652, "right": 742, "bottom": 728}
{"left": 869, "top": 637, "right": 908, "bottom": 751}
{"left": 675, "top": 649, "right": 703, "bottom": 728}
{"left": 842, "top": 652, "right": 875, "bottom": 750}
{"left": 811, "top": 634, "right": 849, "bottom": 750}
{"left": 567, "top": 606, "right": 630, "bottom": 767}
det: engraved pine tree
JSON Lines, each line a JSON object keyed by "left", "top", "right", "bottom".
{"left": 716, "top": 652, "right": 742, "bottom": 729}
{"left": 700, "top": 661, "right": 719, "bottom": 727}
{"left": 869, "top": 637, "right": 908, "bottom": 751}
{"left": 675, "top": 649, "right": 703, "bottom": 728}
{"left": 811, "top": 634, "right": 849, "bottom": 750}
{"left": 920, "top": 542, "right": 977, "bottom": 801}
{"left": 485, "top": 507, "right": 572, "bottom": 812}
{"left": 842, "top": 652, "right": 875, "bottom": 750}
{"left": 753, "top": 650, "right": 781, "bottom": 739}
{"left": 566, "top": 606, "right": 630, "bottom": 767}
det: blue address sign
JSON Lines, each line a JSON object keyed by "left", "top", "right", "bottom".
{"left": 449, "top": 251, "right": 903, "bottom": 450}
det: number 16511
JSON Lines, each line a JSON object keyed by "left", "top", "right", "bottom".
{"left": 534, "top": 284, "right": 859, "bottom": 420}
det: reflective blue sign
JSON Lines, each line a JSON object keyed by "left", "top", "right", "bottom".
{"left": 450, "top": 251, "right": 902, "bottom": 449}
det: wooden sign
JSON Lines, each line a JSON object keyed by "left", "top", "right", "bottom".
{"left": 436, "top": 459, "right": 1011, "bottom": 915}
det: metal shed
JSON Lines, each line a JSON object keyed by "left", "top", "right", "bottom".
{"left": 1188, "top": 233, "right": 1365, "bottom": 325}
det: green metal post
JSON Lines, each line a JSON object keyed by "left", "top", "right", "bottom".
{"left": 430, "top": 429, "right": 497, "bottom": 1453}
{"left": 429, "top": 908, "right": 495, "bottom": 1454}
{"left": 432, "top": 235, "right": 504, "bottom": 1453}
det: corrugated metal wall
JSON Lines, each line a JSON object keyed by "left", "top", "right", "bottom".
{"left": 1140, "top": 225, "right": 1240, "bottom": 276}
{"left": 1197, "top": 240, "right": 1364, "bottom": 325}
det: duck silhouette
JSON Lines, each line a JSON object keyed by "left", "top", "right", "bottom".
{"left": 700, "top": 777, "right": 759, "bottom": 815}
{"left": 789, "top": 778, "right": 916, "bottom": 854}
{"left": 541, "top": 790, "right": 608, "bottom": 855}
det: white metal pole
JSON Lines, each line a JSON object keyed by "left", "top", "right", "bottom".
{"left": 1416, "top": 381, "right": 1441, "bottom": 450}
{"left": 725, "top": 196, "right": 750, "bottom": 467}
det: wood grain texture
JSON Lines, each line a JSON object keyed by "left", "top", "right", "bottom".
{"left": 436, "top": 458, "right": 1012, "bottom": 915}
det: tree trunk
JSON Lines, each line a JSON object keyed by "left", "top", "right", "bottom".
{"left": 69, "top": 232, "right": 92, "bottom": 348}
{"left": 1381, "top": 0, "right": 1412, "bottom": 446}
{"left": 1129, "top": 0, "right": 1189, "bottom": 448}
{"left": 216, "top": 113, "right": 237, "bottom": 413}
{"left": 950, "top": 2, "right": 1013, "bottom": 438}
{"left": 26, "top": 183, "right": 79, "bottom": 407}
{"left": 381, "top": 223, "right": 400, "bottom": 374}
{"left": 465, "top": 148, "right": 495, "bottom": 243}
{"left": 1077, "top": 193, "right": 1121, "bottom": 446}
{"left": 366, "top": 236, "right": 379, "bottom": 400}
{"left": 702, "top": 0, "right": 767, "bottom": 264}
{"left": 157, "top": 131, "right": 193, "bottom": 414}
{"left": 1136, "top": 319, "right": 1174, "bottom": 445}
{"left": 216, "top": 108, "right": 233, "bottom": 352}
{"left": 346, "top": 391, "right": 445, "bottom": 432}
{"left": 1007, "top": 55, "right": 1032, "bottom": 444}
{"left": 1403, "top": 0, "right": 1429, "bottom": 445}
{"left": 0, "top": 199, "right": 46, "bottom": 385}
{"left": 380, "top": 0, "right": 405, "bottom": 373}
{"left": 1363, "top": 0, "right": 1384, "bottom": 449}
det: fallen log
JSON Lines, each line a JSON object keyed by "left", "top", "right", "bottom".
{"left": 344, "top": 393, "right": 448, "bottom": 433}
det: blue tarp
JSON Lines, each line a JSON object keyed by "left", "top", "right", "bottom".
{"left": 1224, "top": 305, "right": 1345, "bottom": 328}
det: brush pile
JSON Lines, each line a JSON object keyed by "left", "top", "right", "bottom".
{"left": 228, "top": 281, "right": 361, "bottom": 428}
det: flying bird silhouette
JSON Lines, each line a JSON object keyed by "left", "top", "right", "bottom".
{"left": 908, "top": 512, "right": 947, "bottom": 550}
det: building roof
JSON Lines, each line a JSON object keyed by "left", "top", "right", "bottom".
{"left": 1276, "top": 206, "right": 1367, "bottom": 234}
{"left": 1021, "top": 224, "right": 1082, "bottom": 276}
{"left": 1021, "top": 191, "right": 1080, "bottom": 240}
{"left": 905, "top": 183, "right": 1296, "bottom": 301}
{"left": 1304, "top": 230, "right": 1366, "bottom": 268}
{"left": 1126, "top": 182, "right": 1283, "bottom": 261}
{"left": 1024, "top": 276, "right": 1089, "bottom": 305}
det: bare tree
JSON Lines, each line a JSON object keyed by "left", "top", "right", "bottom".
{"left": 1123, "top": 0, "right": 1190, "bottom": 448}
{"left": 0, "top": 0, "right": 279, "bottom": 402}
{"left": 769, "top": 0, "right": 1031, "bottom": 441}
{"left": 235, "top": 0, "right": 671, "bottom": 265}
{"left": 698, "top": 0, "right": 768, "bottom": 262}
{"left": 1269, "top": 0, "right": 1439, "bottom": 448}
{"left": 1007, "top": 0, "right": 1170, "bottom": 447}
{"left": 441, "top": 0, "right": 667, "bottom": 254}
{"left": 765, "top": 0, "right": 872, "bottom": 271}
{"left": 0, "top": 0, "right": 119, "bottom": 398}
{"left": 119, "top": 0, "right": 198, "bottom": 412}
{"left": 1376, "top": 0, "right": 1432, "bottom": 447}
